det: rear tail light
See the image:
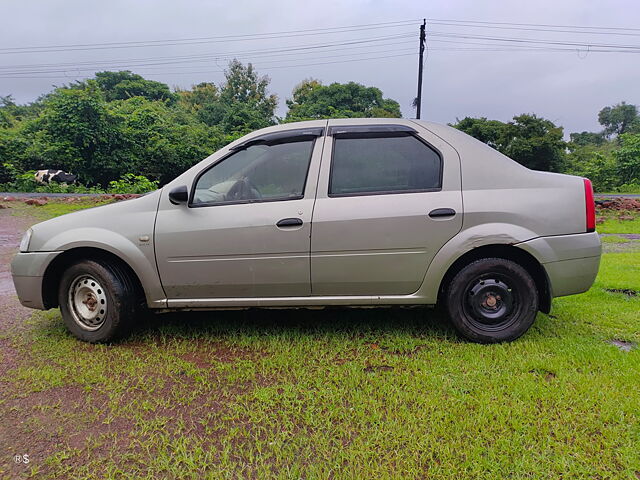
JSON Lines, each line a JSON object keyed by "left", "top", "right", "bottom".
{"left": 584, "top": 178, "right": 595, "bottom": 233}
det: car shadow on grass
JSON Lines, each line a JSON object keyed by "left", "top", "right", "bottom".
{"left": 129, "top": 306, "right": 459, "bottom": 344}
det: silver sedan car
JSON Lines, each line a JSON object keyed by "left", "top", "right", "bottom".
{"left": 11, "top": 119, "right": 601, "bottom": 343}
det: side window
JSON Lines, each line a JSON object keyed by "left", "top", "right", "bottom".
{"left": 329, "top": 134, "right": 442, "bottom": 196}
{"left": 192, "top": 139, "right": 315, "bottom": 206}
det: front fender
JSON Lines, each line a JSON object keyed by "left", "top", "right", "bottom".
{"left": 39, "top": 228, "right": 166, "bottom": 307}
{"left": 27, "top": 191, "right": 166, "bottom": 307}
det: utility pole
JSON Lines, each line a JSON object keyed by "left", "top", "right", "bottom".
{"left": 416, "top": 19, "right": 426, "bottom": 119}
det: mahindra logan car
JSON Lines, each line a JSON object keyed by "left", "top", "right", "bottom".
{"left": 11, "top": 119, "right": 602, "bottom": 343}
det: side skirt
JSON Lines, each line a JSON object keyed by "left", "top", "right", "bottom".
{"left": 161, "top": 294, "right": 431, "bottom": 310}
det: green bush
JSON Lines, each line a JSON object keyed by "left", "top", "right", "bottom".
{"left": 0, "top": 168, "right": 158, "bottom": 194}
{"left": 107, "top": 174, "right": 158, "bottom": 194}
{"left": 614, "top": 182, "right": 640, "bottom": 194}
{"left": 0, "top": 168, "right": 104, "bottom": 193}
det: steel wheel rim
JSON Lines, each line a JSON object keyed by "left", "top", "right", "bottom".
{"left": 68, "top": 275, "right": 108, "bottom": 331}
{"left": 463, "top": 274, "right": 520, "bottom": 332}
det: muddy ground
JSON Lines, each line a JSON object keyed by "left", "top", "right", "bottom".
{"left": 0, "top": 210, "right": 38, "bottom": 328}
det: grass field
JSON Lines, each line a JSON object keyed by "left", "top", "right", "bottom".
{"left": 598, "top": 216, "right": 640, "bottom": 234}
{"left": 8, "top": 198, "right": 115, "bottom": 220}
{"left": 1, "top": 201, "right": 639, "bottom": 479}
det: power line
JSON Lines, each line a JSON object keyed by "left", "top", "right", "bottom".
{"left": 425, "top": 18, "right": 640, "bottom": 33}
{"left": 2, "top": 17, "right": 640, "bottom": 82}
{"left": 428, "top": 21, "right": 640, "bottom": 37}
{"left": 0, "top": 38, "right": 415, "bottom": 74}
{"left": 2, "top": 17, "right": 638, "bottom": 56}
{"left": 424, "top": 36, "right": 640, "bottom": 53}
{"left": 0, "top": 21, "right": 417, "bottom": 54}
{"left": 0, "top": 52, "right": 418, "bottom": 79}
{"left": 8, "top": 24, "right": 640, "bottom": 76}
{"left": 0, "top": 46, "right": 417, "bottom": 77}
{"left": 427, "top": 31, "right": 640, "bottom": 51}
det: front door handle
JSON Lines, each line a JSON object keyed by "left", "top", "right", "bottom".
{"left": 276, "top": 218, "right": 303, "bottom": 227}
{"left": 429, "top": 208, "right": 456, "bottom": 218}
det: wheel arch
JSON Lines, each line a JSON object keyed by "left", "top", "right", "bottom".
{"left": 437, "top": 244, "right": 551, "bottom": 314}
{"left": 42, "top": 247, "right": 146, "bottom": 310}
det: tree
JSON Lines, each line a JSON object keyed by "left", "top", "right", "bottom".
{"left": 108, "top": 96, "right": 230, "bottom": 184}
{"left": 285, "top": 80, "right": 401, "bottom": 121}
{"left": 0, "top": 94, "right": 44, "bottom": 124}
{"left": 569, "top": 131, "right": 605, "bottom": 148}
{"left": 176, "top": 82, "right": 224, "bottom": 126}
{"left": 18, "top": 83, "right": 122, "bottom": 184}
{"left": 613, "top": 133, "right": 640, "bottom": 185}
{"left": 451, "top": 117, "right": 505, "bottom": 149}
{"left": 217, "top": 60, "right": 277, "bottom": 132}
{"left": 95, "top": 71, "right": 176, "bottom": 103}
{"left": 566, "top": 148, "right": 619, "bottom": 192}
{"left": 453, "top": 114, "right": 566, "bottom": 172}
{"left": 598, "top": 101, "right": 638, "bottom": 138}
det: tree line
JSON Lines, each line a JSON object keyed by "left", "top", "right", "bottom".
{"left": 453, "top": 102, "right": 640, "bottom": 193}
{"left": 0, "top": 59, "right": 638, "bottom": 193}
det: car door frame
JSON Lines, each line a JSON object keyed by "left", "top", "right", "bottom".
{"left": 309, "top": 118, "right": 463, "bottom": 297}
{"left": 153, "top": 121, "right": 328, "bottom": 307}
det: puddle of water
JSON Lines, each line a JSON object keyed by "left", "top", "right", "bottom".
{"left": 609, "top": 339, "right": 636, "bottom": 352}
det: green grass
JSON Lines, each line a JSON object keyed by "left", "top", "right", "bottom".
{"left": 8, "top": 199, "right": 114, "bottom": 220}
{"left": 1, "top": 201, "right": 639, "bottom": 479}
{"left": 597, "top": 212, "right": 640, "bottom": 234}
{"left": 601, "top": 235, "right": 631, "bottom": 243}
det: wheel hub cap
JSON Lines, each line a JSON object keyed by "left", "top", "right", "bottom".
{"left": 467, "top": 278, "right": 514, "bottom": 326}
{"left": 68, "top": 275, "right": 107, "bottom": 331}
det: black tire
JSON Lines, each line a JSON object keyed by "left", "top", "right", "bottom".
{"left": 58, "top": 259, "right": 137, "bottom": 343}
{"left": 445, "top": 258, "right": 538, "bottom": 343}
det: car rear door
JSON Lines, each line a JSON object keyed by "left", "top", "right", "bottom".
{"left": 310, "top": 121, "right": 462, "bottom": 296}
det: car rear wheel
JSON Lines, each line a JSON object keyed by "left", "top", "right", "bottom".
{"left": 58, "top": 259, "right": 137, "bottom": 343}
{"left": 445, "top": 258, "right": 538, "bottom": 343}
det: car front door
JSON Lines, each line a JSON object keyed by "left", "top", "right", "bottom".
{"left": 310, "top": 121, "right": 463, "bottom": 296}
{"left": 154, "top": 127, "right": 325, "bottom": 303}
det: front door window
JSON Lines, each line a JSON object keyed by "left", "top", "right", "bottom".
{"left": 192, "top": 139, "right": 315, "bottom": 206}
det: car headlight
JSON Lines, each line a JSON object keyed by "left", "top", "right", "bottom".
{"left": 19, "top": 229, "right": 33, "bottom": 252}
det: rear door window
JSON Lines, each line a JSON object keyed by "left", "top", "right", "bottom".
{"left": 329, "top": 134, "right": 442, "bottom": 196}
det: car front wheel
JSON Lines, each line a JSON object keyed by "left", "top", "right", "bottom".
{"left": 446, "top": 258, "right": 539, "bottom": 343}
{"left": 58, "top": 259, "right": 137, "bottom": 343}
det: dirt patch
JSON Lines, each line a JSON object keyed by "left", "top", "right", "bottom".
{"left": 383, "top": 344, "right": 429, "bottom": 357}
{"left": 0, "top": 338, "right": 20, "bottom": 376}
{"left": 180, "top": 345, "right": 262, "bottom": 367}
{"left": 595, "top": 198, "right": 640, "bottom": 212}
{"left": 0, "top": 209, "right": 36, "bottom": 296}
{"left": 363, "top": 365, "right": 394, "bottom": 373}
{"left": 0, "top": 385, "right": 116, "bottom": 478}
{"left": 605, "top": 288, "right": 638, "bottom": 297}
{"left": 608, "top": 339, "right": 636, "bottom": 352}
{"left": 0, "top": 210, "right": 43, "bottom": 335}
{"left": 529, "top": 368, "right": 557, "bottom": 381}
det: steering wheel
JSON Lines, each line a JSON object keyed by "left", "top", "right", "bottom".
{"left": 226, "top": 177, "right": 262, "bottom": 202}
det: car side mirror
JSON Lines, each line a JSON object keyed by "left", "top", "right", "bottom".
{"left": 168, "top": 185, "right": 188, "bottom": 205}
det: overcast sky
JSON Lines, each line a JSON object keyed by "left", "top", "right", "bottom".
{"left": 1, "top": 0, "right": 639, "bottom": 135}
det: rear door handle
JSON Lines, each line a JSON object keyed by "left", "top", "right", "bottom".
{"left": 276, "top": 218, "right": 303, "bottom": 227}
{"left": 429, "top": 208, "right": 456, "bottom": 218}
